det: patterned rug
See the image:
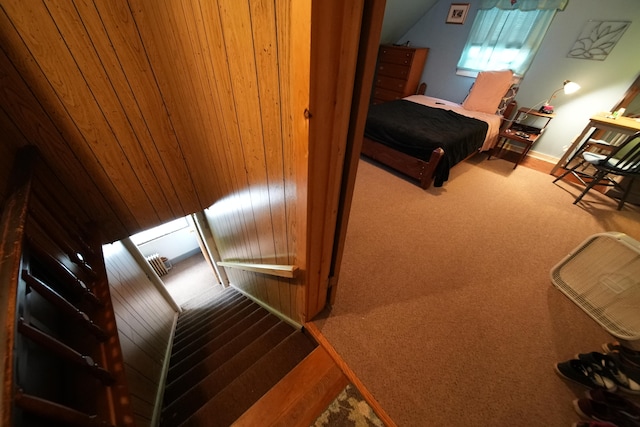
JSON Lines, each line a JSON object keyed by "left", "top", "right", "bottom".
{"left": 312, "top": 384, "right": 385, "bottom": 427}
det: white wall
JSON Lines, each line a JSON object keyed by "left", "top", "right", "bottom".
{"left": 397, "top": 0, "right": 640, "bottom": 160}
{"left": 135, "top": 216, "right": 200, "bottom": 264}
{"left": 380, "top": 0, "right": 438, "bottom": 44}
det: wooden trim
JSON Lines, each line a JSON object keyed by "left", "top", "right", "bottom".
{"left": 328, "top": 0, "right": 387, "bottom": 306}
{"left": 304, "top": 322, "right": 398, "bottom": 427}
{"left": 232, "top": 346, "right": 348, "bottom": 427}
{"left": 231, "top": 285, "right": 302, "bottom": 330}
{"left": 192, "top": 212, "right": 228, "bottom": 286}
{"left": 305, "top": 0, "right": 367, "bottom": 321}
{"left": 121, "top": 237, "right": 181, "bottom": 313}
{"left": 151, "top": 311, "right": 179, "bottom": 427}
{"left": 217, "top": 261, "right": 298, "bottom": 279}
{"left": 0, "top": 147, "right": 35, "bottom": 427}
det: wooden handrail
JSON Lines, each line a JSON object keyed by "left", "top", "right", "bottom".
{"left": 217, "top": 261, "right": 299, "bottom": 279}
{"left": 17, "top": 319, "right": 114, "bottom": 385}
{"left": 26, "top": 237, "right": 102, "bottom": 307}
{"left": 15, "top": 389, "right": 114, "bottom": 427}
{"left": 22, "top": 271, "right": 109, "bottom": 341}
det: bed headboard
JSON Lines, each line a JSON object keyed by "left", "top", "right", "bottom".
{"left": 501, "top": 100, "right": 518, "bottom": 129}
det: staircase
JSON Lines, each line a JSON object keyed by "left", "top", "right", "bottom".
{"left": 160, "top": 286, "right": 348, "bottom": 427}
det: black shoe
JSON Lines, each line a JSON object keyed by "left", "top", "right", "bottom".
{"left": 578, "top": 352, "right": 640, "bottom": 395}
{"left": 574, "top": 398, "right": 640, "bottom": 427}
{"left": 603, "top": 342, "right": 640, "bottom": 369}
{"left": 586, "top": 389, "right": 640, "bottom": 420}
{"left": 572, "top": 421, "right": 620, "bottom": 427}
{"left": 555, "top": 359, "right": 617, "bottom": 391}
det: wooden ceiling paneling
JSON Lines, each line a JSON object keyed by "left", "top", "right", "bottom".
{"left": 1, "top": 0, "right": 253, "bottom": 242}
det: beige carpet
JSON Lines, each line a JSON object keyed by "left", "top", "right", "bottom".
{"left": 312, "top": 154, "right": 640, "bottom": 427}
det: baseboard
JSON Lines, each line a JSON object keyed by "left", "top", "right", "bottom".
{"left": 170, "top": 248, "right": 201, "bottom": 265}
{"left": 527, "top": 149, "right": 560, "bottom": 164}
{"left": 152, "top": 311, "right": 179, "bottom": 427}
{"left": 229, "top": 284, "right": 302, "bottom": 330}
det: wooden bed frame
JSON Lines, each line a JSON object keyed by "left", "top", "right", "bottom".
{"left": 361, "top": 100, "right": 517, "bottom": 190}
{"left": 361, "top": 137, "right": 444, "bottom": 189}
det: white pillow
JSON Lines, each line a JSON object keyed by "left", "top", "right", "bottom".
{"left": 462, "top": 70, "right": 514, "bottom": 114}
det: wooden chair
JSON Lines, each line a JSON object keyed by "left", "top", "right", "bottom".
{"left": 555, "top": 132, "right": 640, "bottom": 210}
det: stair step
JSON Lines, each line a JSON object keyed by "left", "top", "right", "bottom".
{"left": 166, "top": 307, "right": 271, "bottom": 383}
{"left": 169, "top": 303, "right": 265, "bottom": 365}
{"left": 162, "top": 320, "right": 294, "bottom": 406}
{"left": 161, "top": 323, "right": 301, "bottom": 426}
{"left": 176, "top": 288, "right": 244, "bottom": 329}
{"left": 179, "top": 285, "right": 225, "bottom": 309}
{"left": 178, "top": 330, "right": 317, "bottom": 427}
{"left": 232, "top": 346, "right": 349, "bottom": 427}
{"left": 173, "top": 296, "right": 253, "bottom": 347}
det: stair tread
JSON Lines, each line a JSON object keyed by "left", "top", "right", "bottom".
{"left": 165, "top": 312, "right": 280, "bottom": 397}
{"left": 166, "top": 307, "right": 271, "bottom": 383}
{"left": 162, "top": 320, "right": 295, "bottom": 408}
{"left": 170, "top": 303, "right": 265, "bottom": 364}
{"left": 176, "top": 289, "right": 245, "bottom": 328}
{"left": 232, "top": 346, "right": 349, "bottom": 427}
{"left": 178, "top": 330, "right": 317, "bottom": 427}
{"left": 179, "top": 285, "right": 225, "bottom": 309}
{"left": 173, "top": 297, "right": 254, "bottom": 346}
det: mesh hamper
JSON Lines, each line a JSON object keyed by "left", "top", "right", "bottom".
{"left": 550, "top": 232, "right": 640, "bottom": 341}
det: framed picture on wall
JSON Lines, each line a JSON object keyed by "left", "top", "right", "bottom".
{"left": 446, "top": 3, "right": 470, "bottom": 24}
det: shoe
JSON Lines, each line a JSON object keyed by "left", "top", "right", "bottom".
{"left": 556, "top": 359, "right": 617, "bottom": 391}
{"left": 578, "top": 352, "right": 640, "bottom": 395}
{"left": 586, "top": 389, "right": 640, "bottom": 422}
{"left": 572, "top": 421, "right": 619, "bottom": 427}
{"left": 574, "top": 398, "right": 640, "bottom": 427}
{"left": 604, "top": 343, "right": 640, "bottom": 369}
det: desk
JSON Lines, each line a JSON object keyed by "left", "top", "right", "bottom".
{"left": 551, "top": 113, "right": 640, "bottom": 175}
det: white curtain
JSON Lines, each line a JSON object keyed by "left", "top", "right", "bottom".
{"left": 479, "top": 0, "right": 568, "bottom": 10}
{"left": 457, "top": 0, "right": 567, "bottom": 76}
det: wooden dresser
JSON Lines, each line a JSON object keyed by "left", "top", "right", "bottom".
{"left": 371, "top": 45, "right": 429, "bottom": 105}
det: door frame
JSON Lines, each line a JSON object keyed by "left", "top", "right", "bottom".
{"left": 304, "top": 0, "right": 386, "bottom": 320}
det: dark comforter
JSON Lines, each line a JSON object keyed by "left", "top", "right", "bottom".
{"left": 364, "top": 99, "right": 489, "bottom": 186}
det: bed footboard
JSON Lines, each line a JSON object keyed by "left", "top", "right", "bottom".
{"left": 361, "top": 137, "right": 444, "bottom": 189}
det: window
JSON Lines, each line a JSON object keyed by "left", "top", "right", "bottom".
{"left": 130, "top": 217, "right": 191, "bottom": 245}
{"left": 457, "top": 1, "right": 565, "bottom": 77}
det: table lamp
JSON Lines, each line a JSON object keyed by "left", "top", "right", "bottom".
{"left": 539, "top": 80, "right": 581, "bottom": 114}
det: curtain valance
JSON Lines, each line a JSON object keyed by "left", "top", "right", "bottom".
{"left": 479, "top": 0, "right": 568, "bottom": 11}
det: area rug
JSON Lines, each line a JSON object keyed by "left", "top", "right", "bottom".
{"left": 312, "top": 384, "right": 384, "bottom": 427}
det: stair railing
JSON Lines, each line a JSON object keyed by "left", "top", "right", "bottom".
{"left": 216, "top": 261, "right": 299, "bottom": 279}
{"left": 0, "top": 147, "right": 134, "bottom": 427}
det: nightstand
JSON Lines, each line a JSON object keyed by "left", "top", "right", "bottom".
{"left": 489, "top": 107, "right": 555, "bottom": 168}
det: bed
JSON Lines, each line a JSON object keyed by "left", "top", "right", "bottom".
{"left": 362, "top": 70, "right": 517, "bottom": 189}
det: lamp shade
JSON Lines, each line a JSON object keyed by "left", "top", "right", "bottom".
{"left": 563, "top": 81, "right": 580, "bottom": 94}
{"left": 542, "top": 79, "right": 581, "bottom": 112}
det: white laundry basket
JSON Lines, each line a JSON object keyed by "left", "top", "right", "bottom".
{"left": 550, "top": 232, "right": 640, "bottom": 341}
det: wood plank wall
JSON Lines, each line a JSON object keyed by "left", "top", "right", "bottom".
{"left": 0, "top": 0, "right": 374, "bottom": 324}
{"left": 0, "top": 0, "right": 311, "bottom": 321}
{"left": 0, "top": 0, "right": 307, "bottom": 244}
{"left": 103, "top": 241, "right": 176, "bottom": 427}
{"left": 199, "top": 0, "right": 312, "bottom": 323}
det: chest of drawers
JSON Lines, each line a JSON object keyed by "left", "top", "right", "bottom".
{"left": 372, "top": 45, "right": 428, "bottom": 105}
